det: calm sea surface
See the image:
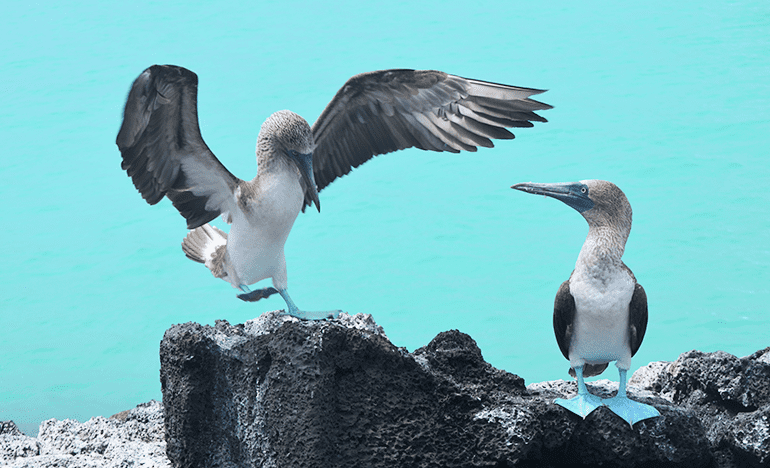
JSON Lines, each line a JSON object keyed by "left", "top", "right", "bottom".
{"left": 2, "top": 0, "right": 768, "bottom": 435}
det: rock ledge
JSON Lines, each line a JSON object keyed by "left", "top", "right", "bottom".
{"left": 4, "top": 312, "right": 768, "bottom": 468}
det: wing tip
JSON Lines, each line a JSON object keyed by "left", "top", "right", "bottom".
{"left": 531, "top": 99, "right": 554, "bottom": 111}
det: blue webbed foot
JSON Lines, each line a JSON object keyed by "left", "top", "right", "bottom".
{"left": 237, "top": 287, "right": 279, "bottom": 302}
{"left": 278, "top": 289, "right": 341, "bottom": 321}
{"left": 603, "top": 396, "right": 660, "bottom": 426}
{"left": 556, "top": 365, "right": 604, "bottom": 418}
{"left": 556, "top": 393, "right": 604, "bottom": 418}
{"left": 604, "top": 368, "right": 660, "bottom": 425}
{"left": 283, "top": 309, "right": 342, "bottom": 321}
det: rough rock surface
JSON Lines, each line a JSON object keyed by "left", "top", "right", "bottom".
{"left": 4, "top": 312, "right": 768, "bottom": 468}
{"left": 632, "top": 347, "right": 770, "bottom": 468}
{"left": 1, "top": 400, "right": 169, "bottom": 468}
{"left": 159, "top": 312, "right": 762, "bottom": 468}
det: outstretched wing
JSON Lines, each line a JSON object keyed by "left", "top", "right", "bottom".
{"left": 116, "top": 65, "right": 242, "bottom": 229}
{"left": 310, "top": 69, "right": 552, "bottom": 197}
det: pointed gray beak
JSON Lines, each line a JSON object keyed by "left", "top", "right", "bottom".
{"left": 512, "top": 181, "right": 594, "bottom": 213}
{"left": 293, "top": 151, "right": 320, "bottom": 212}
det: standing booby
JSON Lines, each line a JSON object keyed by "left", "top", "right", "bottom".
{"left": 511, "top": 180, "right": 659, "bottom": 425}
{"left": 116, "top": 65, "right": 551, "bottom": 320}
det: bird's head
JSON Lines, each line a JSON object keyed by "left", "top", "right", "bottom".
{"left": 512, "top": 179, "right": 632, "bottom": 234}
{"left": 258, "top": 110, "right": 320, "bottom": 211}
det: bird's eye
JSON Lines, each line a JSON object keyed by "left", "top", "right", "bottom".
{"left": 580, "top": 187, "right": 587, "bottom": 194}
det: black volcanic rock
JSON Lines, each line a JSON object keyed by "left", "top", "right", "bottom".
{"left": 3, "top": 313, "right": 768, "bottom": 468}
{"left": 159, "top": 312, "right": 749, "bottom": 468}
{"left": 632, "top": 347, "right": 770, "bottom": 467}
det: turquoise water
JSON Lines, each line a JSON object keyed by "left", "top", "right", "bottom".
{"left": 2, "top": 1, "right": 768, "bottom": 436}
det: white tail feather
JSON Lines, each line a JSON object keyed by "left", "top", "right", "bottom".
{"left": 181, "top": 225, "right": 228, "bottom": 275}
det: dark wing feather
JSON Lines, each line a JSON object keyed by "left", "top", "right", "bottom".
{"left": 629, "top": 282, "right": 649, "bottom": 356}
{"left": 553, "top": 278, "right": 575, "bottom": 361}
{"left": 308, "top": 69, "right": 552, "bottom": 206}
{"left": 116, "top": 65, "right": 242, "bottom": 229}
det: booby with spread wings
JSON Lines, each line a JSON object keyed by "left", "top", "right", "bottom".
{"left": 116, "top": 65, "right": 551, "bottom": 320}
{"left": 512, "top": 180, "right": 659, "bottom": 425}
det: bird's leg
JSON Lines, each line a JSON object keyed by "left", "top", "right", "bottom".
{"left": 237, "top": 285, "right": 279, "bottom": 302}
{"left": 603, "top": 368, "right": 660, "bottom": 426}
{"left": 277, "top": 289, "right": 341, "bottom": 321}
{"left": 555, "top": 365, "right": 604, "bottom": 418}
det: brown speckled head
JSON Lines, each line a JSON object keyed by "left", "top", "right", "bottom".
{"left": 579, "top": 180, "right": 632, "bottom": 239}
{"left": 257, "top": 110, "right": 314, "bottom": 164}
{"left": 512, "top": 178, "right": 635, "bottom": 258}
{"left": 255, "top": 110, "right": 320, "bottom": 210}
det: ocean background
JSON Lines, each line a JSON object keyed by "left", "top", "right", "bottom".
{"left": 2, "top": 1, "right": 768, "bottom": 436}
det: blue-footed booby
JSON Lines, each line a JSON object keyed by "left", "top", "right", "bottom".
{"left": 116, "top": 65, "right": 551, "bottom": 320}
{"left": 512, "top": 180, "right": 659, "bottom": 425}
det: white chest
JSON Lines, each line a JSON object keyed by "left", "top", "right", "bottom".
{"left": 568, "top": 265, "right": 635, "bottom": 367}
{"left": 225, "top": 169, "right": 304, "bottom": 283}
{"left": 246, "top": 170, "right": 303, "bottom": 230}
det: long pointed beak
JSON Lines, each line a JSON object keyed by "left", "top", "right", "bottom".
{"left": 512, "top": 182, "right": 573, "bottom": 197}
{"left": 512, "top": 181, "right": 594, "bottom": 213}
{"left": 295, "top": 152, "right": 320, "bottom": 212}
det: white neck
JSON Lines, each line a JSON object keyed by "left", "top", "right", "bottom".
{"left": 576, "top": 226, "right": 628, "bottom": 277}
